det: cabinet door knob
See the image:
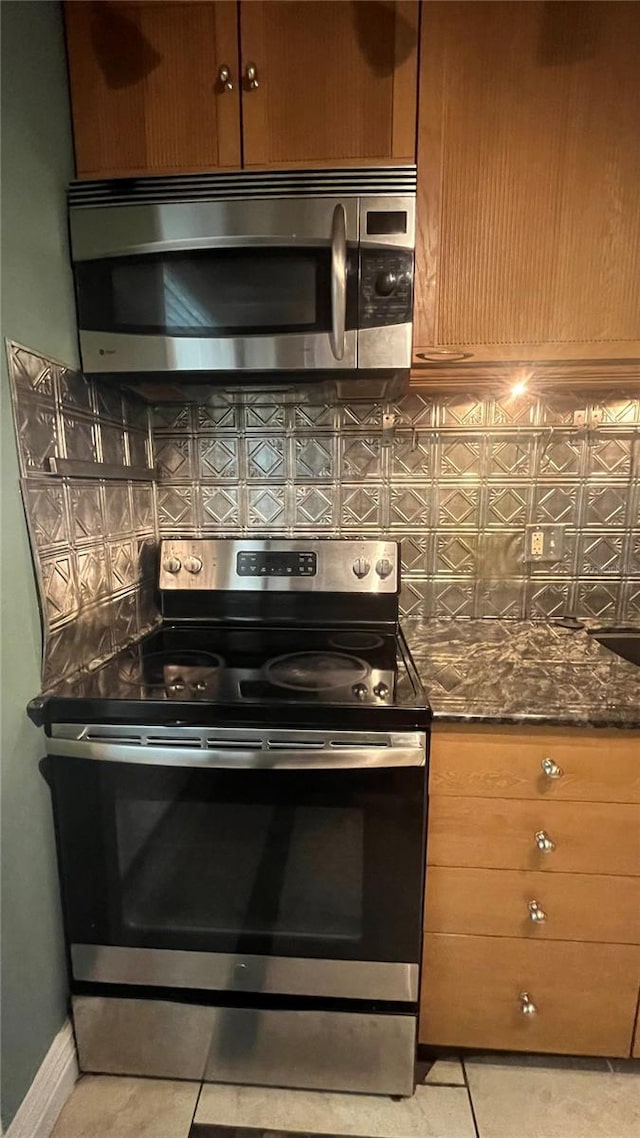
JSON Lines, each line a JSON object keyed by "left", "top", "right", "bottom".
{"left": 542, "top": 757, "right": 563, "bottom": 779}
{"left": 535, "top": 829, "right": 555, "bottom": 852}
{"left": 245, "top": 63, "right": 259, "bottom": 90}
{"left": 528, "top": 900, "right": 547, "bottom": 922}
{"left": 519, "top": 991, "right": 537, "bottom": 1016}
{"left": 218, "top": 65, "right": 234, "bottom": 91}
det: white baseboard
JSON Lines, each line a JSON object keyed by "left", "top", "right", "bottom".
{"left": 6, "top": 1020, "right": 78, "bottom": 1138}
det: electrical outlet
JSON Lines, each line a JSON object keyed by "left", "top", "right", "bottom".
{"left": 524, "top": 525, "right": 566, "bottom": 563}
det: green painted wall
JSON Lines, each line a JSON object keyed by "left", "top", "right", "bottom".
{"left": 0, "top": 1, "right": 79, "bottom": 1127}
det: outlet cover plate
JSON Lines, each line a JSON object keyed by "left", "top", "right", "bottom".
{"left": 524, "top": 525, "right": 566, "bottom": 563}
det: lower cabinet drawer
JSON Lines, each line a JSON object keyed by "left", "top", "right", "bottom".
{"left": 424, "top": 866, "right": 640, "bottom": 943}
{"left": 420, "top": 934, "right": 640, "bottom": 1057}
{"left": 427, "top": 796, "right": 640, "bottom": 875}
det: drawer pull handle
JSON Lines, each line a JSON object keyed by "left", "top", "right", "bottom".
{"left": 528, "top": 900, "right": 547, "bottom": 922}
{"left": 535, "top": 829, "right": 555, "bottom": 852}
{"left": 520, "top": 991, "right": 538, "bottom": 1016}
{"left": 542, "top": 757, "right": 563, "bottom": 779}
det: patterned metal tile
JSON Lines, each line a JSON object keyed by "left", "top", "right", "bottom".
{"left": 95, "top": 384, "right": 124, "bottom": 422}
{"left": 201, "top": 486, "right": 241, "bottom": 528}
{"left": 109, "top": 540, "right": 137, "bottom": 590}
{"left": 104, "top": 484, "right": 132, "bottom": 536}
{"left": 78, "top": 601, "right": 115, "bottom": 666}
{"left": 243, "top": 401, "right": 286, "bottom": 431}
{"left": 247, "top": 485, "right": 286, "bottom": 528}
{"left": 478, "top": 580, "right": 525, "bottom": 619}
{"left": 128, "top": 431, "right": 149, "bottom": 469}
{"left": 157, "top": 485, "right": 194, "bottom": 528}
{"left": 341, "top": 436, "right": 381, "bottom": 478}
{"left": 487, "top": 486, "right": 529, "bottom": 527}
{"left": 437, "top": 393, "right": 486, "bottom": 427}
{"left": 339, "top": 403, "right": 382, "bottom": 429}
{"left": 575, "top": 580, "right": 619, "bottom": 620}
{"left": 584, "top": 485, "right": 628, "bottom": 527}
{"left": 537, "top": 392, "right": 587, "bottom": 426}
{"left": 598, "top": 397, "right": 640, "bottom": 424}
{"left": 489, "top": 393, "right": 537, "bottom": 426}
{"left": 488, "top": 438, "right": 532, "bottom": 477}
{"left": 16, "top": 399, "right": 59, "bottom": 472}
{"left": 246, "top": 436, "right": 286, "bottom": 479}
{"left": 78, "top": 543, "right": 110, "bottom": 602}
{"left": 58, "top": 367, "right": 92, "bottom": 413}
{"left": 111, "top": 590, "right": 139, "bottom": 645}
{"left": 399, "top": 535, "right": 431, "bottom": 576}
{"left": 10, "top": 345, "right": 55, "bottom": 397}
{"left": 622, "top": 581, "right": 640, "bottom": 619}
{"left": 477, "top": 531, "right": 524, "bottom": 578}
{"left": 389, "top": 485, "right": 431, "bottom": 528}
{"left": 537, "top": 435, "right": 583, "bottom": 475}
{"left": 400, "top": 580, "right": 432, "bottom": 617}
{"left": 294, "top": 437, "right": 334, "bottom": 480}
{"left": 534, "top": 484, "right": 580, "bottom": 524}
{"left": 525, "top": 580, "right": 572, "bottom": 619}
{"left": 155, "top": 437, "right": 192, "bottom": 481}
{"left": 100, "top": 423, "right": 127, "bottom": 466}
{"left": 440, "top": 438, "right": 483, "bottom": 478}
{"left": 390, "top": 392, "right": 434, "bottom": 428}
{"left": 25, "top": 482, "right": 67, "bottom": 548}
{"left": 196, "top": 399, "right": 238, "bottom": 432}
{"left": 62, "top": 413, "right": 98, "bottom": 462}
{"left": 586, "top": 438, "right": 632, "bottom": 476}
{"left": 578, "top": 533, "right": 623, "bottom": 576}
{"left": 41, "top": 553, "right": 77, "bottom": 623}
{"left": 197, "top": 437, "right": 239, "bottom": 480}
{"left": 153, "top": 404, "right": 192, "bottom": 432}
{"left": 437, "top": 485, "right": 480, "bottom": 527}
{"left": 294, "top": 403, "right": 336, "bottom": 431}
{"left": 390, "top": 433, "right": 431, "bottom": 479}
{"left": 42, "top": 624, "right": 77, "bottom": 689}
{"left": 131, "top": 483, "right": 155, "bottom": 533}
{"left": 69, "top": 483, "right": 104, "bottom": 542}
{"left": 294, "top": 486, "right": 335, "bottom": 528}
{"left": 436, "top": 534, "right": 477, "bottom": 575}
{"left": 433, "top": 580, "right": 475, "bottom": 618}
{"left": 341, "top": 485, "right": 381, "bottom": 528}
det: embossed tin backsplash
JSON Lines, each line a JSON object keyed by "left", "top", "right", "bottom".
{"left": 152, "top": 388, "right": 640, "bottom": 622}
{"left": 7, "top": 342, "right": 159, "bottom": 689}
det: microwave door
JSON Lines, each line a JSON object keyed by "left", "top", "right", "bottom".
{"left": 72, "top": 198, "right": 358, "bottom": 373}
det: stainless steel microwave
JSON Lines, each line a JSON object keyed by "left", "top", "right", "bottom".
{"left": 68, "top": 168, "right": 416, "bottom": 386}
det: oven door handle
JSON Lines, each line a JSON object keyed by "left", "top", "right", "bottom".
{"left": 45, "top": 727, "right": 426, "bottom": 770}
{"left": 329, "top": 203, "right": 347, "bottom": 361}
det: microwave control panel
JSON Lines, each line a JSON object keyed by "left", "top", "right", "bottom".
{"left": 359, "top": 249, "right": 414, "bottom": 328}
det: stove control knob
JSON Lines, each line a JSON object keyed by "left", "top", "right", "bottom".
{"left": 373, "top": 682, "right": 390, "bottom": 699}
{"left": 352, "top": 558, "right": 371, "bottom": 579}
{"left": 190, "top": 680, "right": 207, "bottom": 692}
{"left": 163, "top": 556, "right": 182, "bottom": 574}
{"left": 376, "top": 557, "right": 393, "bottom": 579}
{"left": 352, "top": 682, "right": 368, "bottom": 701}
{"left": 184, "top": 555, "right": 203, "bottom": 575}
{"left": 167, "top": 679, "right": 185, "bottom": 693}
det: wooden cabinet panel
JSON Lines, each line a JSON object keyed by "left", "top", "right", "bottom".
{"left": 240, "top": 1, "right": 418, "bottom": 167}
{"left": 429, "top": 725, "right": 640, "bottom": 803}
{"left": 413, "top": 1, "right": 640, "bottom": 364}
{"left": 420, "top": 934, "right": 640, "bottom": 1056}
{"left": 427, "top": 797, "right": 640, "bottom": 877}
{"left": 634, "top": 1015, "right": 640, "bottom": 1059}
{"left": 65, "top": 1, "right": 241, "bottom": 178}
{"left": 424, "top": 866, "right": 640, "bottom": 944}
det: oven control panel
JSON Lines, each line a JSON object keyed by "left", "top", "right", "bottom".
{"left": 237, "top": 551, "right": 317, "bottom": 577}
{"left": 159, "top": 539, "right": 399, "bottom": 593}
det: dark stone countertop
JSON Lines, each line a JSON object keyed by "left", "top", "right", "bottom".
{"left": 402, "top": 618, "right": 640, "bottom": 730}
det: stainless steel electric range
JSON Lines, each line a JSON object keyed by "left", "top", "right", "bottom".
{"left": 30, "top": 538, "right": 430, "bottom": 1097}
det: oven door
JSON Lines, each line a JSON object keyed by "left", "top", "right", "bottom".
{"left": 71, "top": 198, "right": 359, "bottom": 373}
{"left": 47, "top": 727, "right": 426, "bottom": 1003}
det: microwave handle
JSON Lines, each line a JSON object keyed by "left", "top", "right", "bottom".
{"left": 329, "top": 204, "right": 347, "bottom": 360}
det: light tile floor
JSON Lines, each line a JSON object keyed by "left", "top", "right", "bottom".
{"left": 50, "top": 1055, "right": 640, "bottom": 1138}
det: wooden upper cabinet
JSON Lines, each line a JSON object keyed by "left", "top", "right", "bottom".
{"left": 64, "top": 1, "right": 241, "bottom": 178}
{"left": 239, "top": 1, "right": 419, "bottom": 168}
{"left": 413, "top": 1, "right": 640, "bottom": 365}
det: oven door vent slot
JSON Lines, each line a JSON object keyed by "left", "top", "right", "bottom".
{"left": 145, "top": 735, "right": 203, "bottom": 748}
{"left": 330, "top": 739, "right": 390, "bottom": 749}
{"left": 85, "top": 730, "right": 141, "bottom": 745}
{"left": 206, "top": 737, "right": 264, "bottom": 750}
{"left": 267, "top": 738, "right": 326, "bottom": 750}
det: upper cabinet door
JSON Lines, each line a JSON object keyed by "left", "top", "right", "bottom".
{"left": 65, "top": 1, "right": 241, "bottom": 178}
{"left": 413, "top": 1, "right": 640, "bottom": 365}
{"left": 239, "top": 1, "right": 419, "bottom": 168}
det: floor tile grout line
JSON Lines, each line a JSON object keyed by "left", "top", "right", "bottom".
{"left": 187, "top": 1079, "right": 206, "bottom": 1137}
{"left": 461, "top": 1059, "right": 482, "bottom": 1138}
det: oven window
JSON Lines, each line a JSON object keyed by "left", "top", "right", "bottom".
{"left": 117, "top": 800, "right": 363, "bottom": 942}
{"left": 52, "top": 761, "right": 425, "bottom": 965}
{"left": 75, "top": 247, "right": 357, "bottom": 338}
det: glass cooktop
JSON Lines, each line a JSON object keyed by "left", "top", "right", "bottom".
{"left": 34, "top": 622, "right": 429, "bottom": 730}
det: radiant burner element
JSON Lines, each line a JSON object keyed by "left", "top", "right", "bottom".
{"left": 265, "top": 652, "right": 369, "bottom": 691}
{"left": 329, "top": 632, "right": 385, "bottom": 651}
